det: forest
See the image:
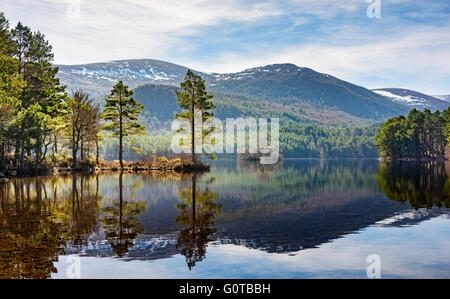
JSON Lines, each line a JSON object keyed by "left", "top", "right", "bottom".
{"left": 375, "top": 108, "right": 450, "bottom": 159}
{"left": 0, "top": 12, "right": 88, "bottom": 172}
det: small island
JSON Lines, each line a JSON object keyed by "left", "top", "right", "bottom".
{"left": 375, "top": 108, "right": 450, "bottom": 161}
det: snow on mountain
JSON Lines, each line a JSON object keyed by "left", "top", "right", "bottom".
{"left": 434, "top": 95, "right": 450, "bottom": 103}
{"left": 56, "top": 59, "right": 412, "bottom": 121}
{"left": 206, "top": 63, "right": 408, "bottom": 120}
{"left": 372, "top": 88, "right": 449, "bottom": 111}
{"left": 56, "top": 59, "right": 450, "bottom": 118}
{"left": 56, "top": 59, "right": 212, "bottom": 97}
{"left": 213, "top": 63, "right": 306, "bottom": 82}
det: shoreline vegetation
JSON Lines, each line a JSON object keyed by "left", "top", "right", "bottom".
{"left": 0, "top": 157, "right": 210, "bottom": 181}
{"left": 0, "top": 13, "right": 217, "bottom": 177}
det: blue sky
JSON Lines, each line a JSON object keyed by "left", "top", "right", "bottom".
{"left": 2, "top": 0, "right": 449, "bottom": 94}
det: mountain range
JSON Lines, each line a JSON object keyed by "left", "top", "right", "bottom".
{"left": 56, "top": 59, "right": 212, "bottom": 97}
{"left": 55, "top": 59, "right": 449, "bottom": 126}
{"left": 372, "top": 88, "right": 449, "bottom": 111}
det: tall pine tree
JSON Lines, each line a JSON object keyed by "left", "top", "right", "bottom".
{"left": 102, "top": 81, "right": 146, "bottom": 169}
{"left": 175, "top": 70, "right": 215, "bottom": 164}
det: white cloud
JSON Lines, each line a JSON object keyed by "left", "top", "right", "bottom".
{"left": 3, "top": 0, "right": 283, "bottom": 64}
{"left": 186, "top": 26, "right": 450, "bottom": 93}
{"left": 2, "top": 0, "right": 449, "bottom": 93}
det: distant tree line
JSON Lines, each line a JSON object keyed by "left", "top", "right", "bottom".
{"left": 99, "top": 123, "right": 382, "bottom": 161}
{"left": 375, "top": 108, "right": 450, "bottom": 159}
{"left": 129, "top": 84, "right": 383, "bottom": 159}
{"left": 280, "top": 123, "right": 381, "bottom": 158}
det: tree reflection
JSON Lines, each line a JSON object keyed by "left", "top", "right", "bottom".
{"left": 69, "top": 175, "right": 102, "bottom": 247}
{"left": 176, "top": 174, "right": 221, "bottom": 270}
{"left": 0, "top": 175, "right": 102, "bottom": 278}
{"left": 377, "top": 162, "right": 450, "bottom": 209}
{"left": 0, "top": 179, "right": 64, "bottom": 279}
{"left": 101, "top": 172, "right": 146, "bottom": 257}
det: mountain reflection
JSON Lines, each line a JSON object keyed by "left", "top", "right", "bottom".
{"left": 176, "top": 174, "right": 221, "bottom": 270}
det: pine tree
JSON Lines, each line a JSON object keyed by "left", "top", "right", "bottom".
{"left": 9, "top": 21, "right": 66, "bottom": 168}
{"left": 406, "top": 109, "right": 424, "bottom": 158}
{"left": 102, "top": 81, "right": 146, "bottom": 169}
{"left": 175, "top": 70, "right": 215, "bottom": 164}
{"left": 0, "top": 12, "right": 25, "bottom": 168}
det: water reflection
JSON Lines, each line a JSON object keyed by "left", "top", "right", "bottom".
{"left": 0, "top": 175, "right": 101, "bottom": 278}
{"left": 68, "top": 176, "right": 101, "bottom": 247}
{"left": 101, "top": 173, "right": 146, "bottom": 257}
{"left": 0, "top": 159, "right": 449, "bottom": 278}
{"left": 210, "top": 159, "right": 405, "bottom": 252}
{"left": 377, "top": 162, "right": 450, "bottom": 209}
{"left": 176, "top": 174, "right": 221, "bottom": 270}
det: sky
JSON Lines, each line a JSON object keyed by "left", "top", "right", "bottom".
{"left": 1, "top": 0, "right": 449, "bottom": 94}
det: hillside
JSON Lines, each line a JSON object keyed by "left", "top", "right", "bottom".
{"left": 98, "top": 82, "right": 382, "bottom": 160}
{"left": 129, "top": 63, "right": 413, "bottom": 128}
{"left": 56, "top": 59, "right": 414, "bottom": 125}
{"left": 207, "top": 64, "right": 409, "bottom": 120}
{"left": 132, "top": 83, "right": 376, "bottom": 131}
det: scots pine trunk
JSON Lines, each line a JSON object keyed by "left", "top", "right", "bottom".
{"left": 119, "top": 92, "right": 123, "bottom": 170}
{"left": 80, "top": 140, "right": 84, "bottom": 162}
{"left": 14, "top": 130, "right": 21, "bottom": 168}
{"left": 72, "top": 126, "right": 77, "bottom": 168}
{"left": 54, "top": 135, "right": 58, "bottom": 153}
{"left": 191, "top": 88, "right": 196, "bottom": 164}
{"left": 96, "top": 138, "right": 99, "bottom": 166}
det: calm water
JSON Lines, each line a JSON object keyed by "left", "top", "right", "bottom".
{"left": 1, "top": 159, "right": 449, "bottom": 279}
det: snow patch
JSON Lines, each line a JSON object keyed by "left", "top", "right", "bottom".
{"left": 373, "top": 90, "right": 426, "bottom": 105}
